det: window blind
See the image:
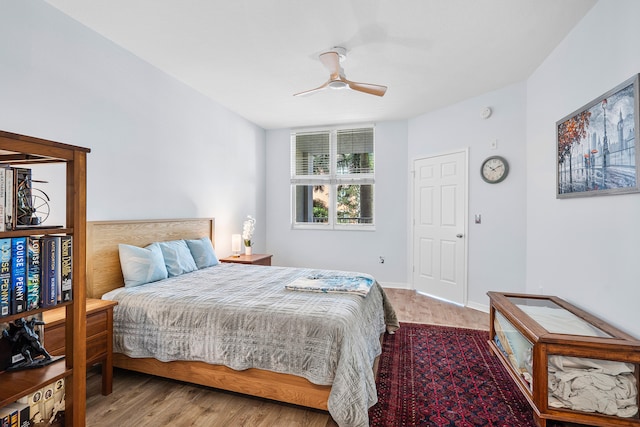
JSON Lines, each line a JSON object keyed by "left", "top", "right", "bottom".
{"left": 292, "top": 131, "right": 330, "bottom": 176}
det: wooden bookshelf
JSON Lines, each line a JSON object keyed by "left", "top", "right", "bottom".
{"left": 0, "top": 359, "right": 69, "bottom": 405}
{"left": 0, "top": 130, "right": 90, "bottom": 427}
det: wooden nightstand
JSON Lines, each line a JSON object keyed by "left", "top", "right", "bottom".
{"left": 220, "top": 254, "right": 273, "bottom": 266}
{"left": 42, "top": 298, "right": 118, "bottom": 395}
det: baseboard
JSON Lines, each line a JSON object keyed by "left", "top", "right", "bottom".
{"left": 379, "top": 282, "right": 411, "bottom": 289}
{"left": 466, "top": 300, "right": 489, "bottom": 313}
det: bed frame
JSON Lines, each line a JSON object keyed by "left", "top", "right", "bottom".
{"left": 86, "top": 218, "right": 332, "bottom": 410}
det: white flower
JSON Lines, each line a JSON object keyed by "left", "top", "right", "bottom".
{"left": 242, "top": 215, "right": 256, "bottom": 246}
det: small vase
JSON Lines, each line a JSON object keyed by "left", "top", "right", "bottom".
{"left": 245, "top": 246, "right": 252, "bottom": 256}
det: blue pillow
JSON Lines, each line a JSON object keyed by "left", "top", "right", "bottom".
{"left": 158, "top": 240, "right": 198, "bottom": 277}
{"left": 185, "top": 237, "right": 219, "bottom": 269}
{"left": 118, "top": 243, "right": 168, "bottom": 287}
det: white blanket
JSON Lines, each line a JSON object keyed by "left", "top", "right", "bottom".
{"left": 285, "top": 273, "right": 374, "bottom": 297}
{"left": 548, "top": 355, "right": 638, "bottom": 417}
{"left": 103, "top": 263, "right": 399, "bottom": 427}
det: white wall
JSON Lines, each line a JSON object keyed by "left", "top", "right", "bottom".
{"left": 408, "top": 83, "right": 528, "bottom": 308}
{"left": 526, "top": 0, "right": 640, "bottom": 337}
{"left": 0, "top": 0, "right": 266, "bottom": 256}
{"left": 266, "top": 76, "right": 528, "bottom": 306}
{"left": 4, "top": 0, "right": 637, "bottom": 337}
{"left": 265, "top": 121, "right": 408, "bottom": 285}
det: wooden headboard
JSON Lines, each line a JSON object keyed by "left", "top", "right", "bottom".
{"left": 86, "top": 218, "right": 215, "bottom": 298}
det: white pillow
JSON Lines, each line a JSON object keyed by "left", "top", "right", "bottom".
{"left": 185, "top": 237, "right": 219, "bottom": 269}
{"left": 158, "top": 240, "right": 198, "bottom": 277}
{"left": 118, "top": 243, "right": 168, "bottom": 287}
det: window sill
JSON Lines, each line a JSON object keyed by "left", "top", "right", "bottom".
{"left": 292, "top": 224, "right": 376, "bottom": 231}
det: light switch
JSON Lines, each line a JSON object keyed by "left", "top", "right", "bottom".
{"left": 475, "top": 214, "right": 481, "bottom": 224}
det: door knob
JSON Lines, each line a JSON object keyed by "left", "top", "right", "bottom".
{"left": 456, "top": 234, "right": 463, "bottom": 238}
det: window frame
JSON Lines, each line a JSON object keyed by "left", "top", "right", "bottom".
{"left": 290, "top": 124, "right": 376, "bottom": 231}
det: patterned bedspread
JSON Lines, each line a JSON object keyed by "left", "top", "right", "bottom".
{"left": 102, "top": 263, "right": 399, "bottom": 427}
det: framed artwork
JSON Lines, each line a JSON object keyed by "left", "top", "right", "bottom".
{"left": 556, "top": 74, "right": 640, "bottom": 198}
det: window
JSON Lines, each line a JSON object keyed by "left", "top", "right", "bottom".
{"left": 291, "top": 126, "right": 375, "bottom": 229}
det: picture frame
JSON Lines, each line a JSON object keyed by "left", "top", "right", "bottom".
{"left": 556, "top": 74, "right": 640, "bottom": 199}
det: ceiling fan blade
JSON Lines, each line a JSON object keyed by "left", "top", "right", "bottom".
{"left": 346, "top": 80, "right": 387, "bottom": 97}
{"left": 293, "top": 80, "right": 329, "bottom": 97}
{"left": 295, "top": 48, "right": 387, "bottom": 97}
{"left": 319, "top": 51, "right": 341, "bottom": 76}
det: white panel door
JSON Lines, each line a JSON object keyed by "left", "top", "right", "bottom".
{"left": 413, "top": 151, "right": 467, "bottom": 305}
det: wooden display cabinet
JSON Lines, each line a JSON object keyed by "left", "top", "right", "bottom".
{"left": 0, "top": 130, "right": 90, "bottom": 426}
{"left": 488, "top": 292, "right": 640, "bottom": 427}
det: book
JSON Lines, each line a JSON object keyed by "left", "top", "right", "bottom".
{"left": 3, "top": 403, "right": 28, "bottom": 427}
{"left": 4, "top": 168, "right": 14, "bottom": 231}
{"left": 26, "top": 237, "right": 41, "bottom": 311}
{"left": 40, "top": 236, "right": 60, "bottom": 308}
{"left": 0, "top": 168, "right": 5, "bottom": 233}
{"left": 4, "top": 404, "right": 17, "bottom": 427}
{"left": 14, "top": 168, "right": 31, "bottom": 228}
{"left": 0, "top": 238, "right": 11, "bottom": 317}
{"left": 0, "top": 404, "right": 15, "bottom": 427}
{"left": 53, "top": 379, "right": 64, "bottom": 407}
{"left": 17, "top": 388, "right": 43, "bottom": 424}
{"left": 10, "top": 237, "right": 27, "bottom": 314}
{"left": 51, "top": 379, "right": 65, "bottom": 423}
{"left": 41, "top": 382, "right": 55, "bottom": 422}
{"left": 60, "top": 236, "right": 72, "bottom": 302}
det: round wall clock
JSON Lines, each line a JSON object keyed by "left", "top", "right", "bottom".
{"left": 480, "top": 155, "right": 509, "bottom": 184}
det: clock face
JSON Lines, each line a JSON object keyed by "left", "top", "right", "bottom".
{"left": 481, "top": 156, "right": 509, "bottom": 183}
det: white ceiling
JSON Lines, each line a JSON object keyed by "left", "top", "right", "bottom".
{"left": 44, "top": 0, "right": 596, "bottom": 130}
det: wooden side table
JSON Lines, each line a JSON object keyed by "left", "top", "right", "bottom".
{"left": 43, "top": 298, "right": 118, "bottom": 395}
{"left": 220, "top": 254, "right": 273, "bottom": 266}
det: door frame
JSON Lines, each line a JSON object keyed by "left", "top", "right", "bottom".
{"left": 411, "top": 148, "right": 469, "bottom": 306}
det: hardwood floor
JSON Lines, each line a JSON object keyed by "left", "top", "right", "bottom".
{"left": 85, "top": 288, "right": 489, "bottom": 427}
{"left": 387, "top": 288, "right": 488, "bottom": 330}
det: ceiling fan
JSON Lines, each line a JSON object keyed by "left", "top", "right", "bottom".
{"left": 293, "top": 47, "right": 387, "bottom": 97}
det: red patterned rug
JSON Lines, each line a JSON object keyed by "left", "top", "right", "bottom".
{"left": 369, "top": 323, "right": 537, "bottom": 427}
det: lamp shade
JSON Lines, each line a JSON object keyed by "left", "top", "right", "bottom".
{"left": 231, "top": 234, "right": 242, "bottom": 255}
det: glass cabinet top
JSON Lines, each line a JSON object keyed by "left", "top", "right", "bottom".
{"left": 506, "top": 296, "right": 612, "bottom": 338}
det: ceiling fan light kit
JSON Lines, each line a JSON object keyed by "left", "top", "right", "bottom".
{"left": 294, "top": 46, "right": 387, "bottom": 97}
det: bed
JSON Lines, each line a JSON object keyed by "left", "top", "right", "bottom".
{"left": 86, "top": 218, "right": 399, "bottom": 427}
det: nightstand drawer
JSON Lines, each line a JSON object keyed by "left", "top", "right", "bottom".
{"left": 87, "top": 334, "right": 108, "bottom": 364}
{"left": 43, "top": 324, "right": 65, "bottom": 356}
{"left": 87, "top": 310, "right": 108, "bottom": 338}
{"left": 43, "top": 309, "right": 109, "bottom": 352}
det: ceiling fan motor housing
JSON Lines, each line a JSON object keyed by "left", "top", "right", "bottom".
{"left": 327, "top": 46, "right": 347, "bottom": 62}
